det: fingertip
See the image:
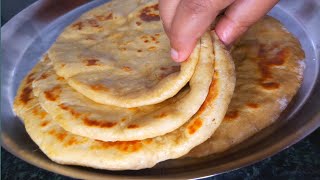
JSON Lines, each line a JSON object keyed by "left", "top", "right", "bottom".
{"left": 170, "top": 48, "right": 189, "bottom": 62}
{"left": 170, "top": 48, "right": 180, "bottom": 62}
{"left": 215, "top": 18, "right": 233, "bottom": 46}
{"left": 215, "top": 14, "right": 250, "bottom": 46}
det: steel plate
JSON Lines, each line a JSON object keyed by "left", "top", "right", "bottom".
{"left": 1, "top": 0, "right": 320, "bottom": 179}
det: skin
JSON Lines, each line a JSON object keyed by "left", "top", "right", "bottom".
{"left": 159, "top": 0, "right": 279, "bottom": 62}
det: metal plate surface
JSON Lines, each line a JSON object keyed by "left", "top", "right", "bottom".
{"left": 1, "top": 0, "right": 320, "bottom": 179}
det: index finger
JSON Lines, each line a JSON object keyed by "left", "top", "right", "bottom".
{"left": 215, "top": 0, "right": 279, "bottom": 45}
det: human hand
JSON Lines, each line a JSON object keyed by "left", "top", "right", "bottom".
{"left": 159, "top": 0, "right": 279, "bottom": 62}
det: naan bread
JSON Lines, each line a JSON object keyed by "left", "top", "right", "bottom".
{"left": 188, "top": 17, "right": 305, "bottom": 157}
{"left": 14, "top": 34, "right": 235, "bottom": 170}
{"left": 48, "top": 0, "right": 200, "bottom": 108}
{"left": 33, "top": 33, "right": 214, "bottom": 141}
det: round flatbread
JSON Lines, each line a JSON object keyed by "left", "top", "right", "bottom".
{"left": 33, "top": 33, "right": 214, "bottom": 141}
{"left": 14, "top": 34, "right": 235, "bottom": 170}
{"left": 48, "top": 0, "right": 200, "bottom": 108}
{"left": 187, "top": 17, "right": 305, "bottom": 157}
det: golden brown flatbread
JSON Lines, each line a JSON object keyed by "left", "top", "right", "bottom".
{"left": 48, "top": 0, "right": 200, "bottom": 108}
{"left": 14, "top": 34, "right": 235, "bottom": 170}
{"left": 32, "top": 33, "right": 214, "bottom": 141}
{"left": 188, "top": 17, "right": 305, "bottom": 157}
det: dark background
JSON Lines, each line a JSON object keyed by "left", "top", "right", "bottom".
{"left": 1, "top": 0, "right": 320, "bottom": 179}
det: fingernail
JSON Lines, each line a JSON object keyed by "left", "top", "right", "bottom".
{"left": 170, "top": 48, "right": 180, "bottom": 62}
{"left": 220, "top": 29, "right": 230, "bottom": 45}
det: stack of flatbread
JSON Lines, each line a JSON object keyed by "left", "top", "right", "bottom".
{"left": 13, "top": 0, "right": 305, "bottom": 170}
